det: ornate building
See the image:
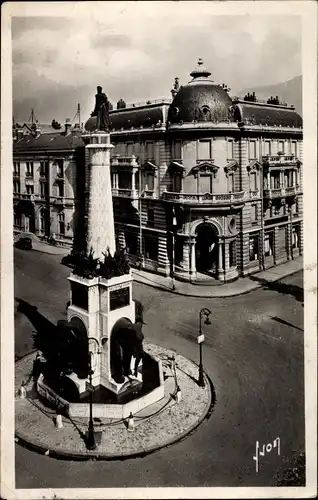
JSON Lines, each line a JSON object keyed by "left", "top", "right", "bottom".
{"left": 13, "top": 59, "right": 303, "bottom": 283}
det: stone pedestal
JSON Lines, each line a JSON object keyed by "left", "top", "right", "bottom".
{"left": 67, "top": 272, "right": 136, "bottom": 395}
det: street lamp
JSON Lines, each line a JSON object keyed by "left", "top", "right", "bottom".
{"left": 171, "top": 206, "right": 177, "bottom": 291}
{"left": 86, "top": 350, "right": 96, "bottom": 450}
{"left": 197, "top": 308, "right": 211, "bottom": 387}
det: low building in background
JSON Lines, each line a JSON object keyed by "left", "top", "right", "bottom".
{"left": 13, "top": 59, "right": 303, "bottom": 283}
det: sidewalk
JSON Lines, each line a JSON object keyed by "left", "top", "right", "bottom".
{"left": 32, "top": 240, "right": 69, "bottom": 255}
{"left": 132, "top": 257, "right": 303, "bottom": 298}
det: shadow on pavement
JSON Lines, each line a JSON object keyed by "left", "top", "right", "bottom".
{"left": 15, "top": 298, "right": 59, "bottom": 358}
{"left": 248, "top": 275, "right": 304, "bottom": 303}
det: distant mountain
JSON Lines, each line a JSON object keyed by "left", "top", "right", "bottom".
{"left": 237, "top": 75, "right": 302, "bottom": 115}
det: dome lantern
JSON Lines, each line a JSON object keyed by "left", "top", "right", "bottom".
{"left": 189, "top": 58, "right": 212, "bottom": 80}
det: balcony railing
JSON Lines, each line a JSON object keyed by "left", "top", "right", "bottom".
{"left": 25, "top": 172, "right": 34, "bottom": 178}
{"left": 262, "top": 154, "right": 298, "bottom": 166}
{"left": 142, "top": 190, "right": 155, "bottom": 198}
{"left": 14, "top": 193, "right": 35, "bottom": 201}
{"left": 111, "top": 156, "right": 138, "bottom": 167}
{"left": 161, "top": 191, "right": 245, "bottom": 204}
{"left": 249, "top": 189, "right": 260, "bottom": 198}
{"left": 263, "top": 186, "right": 299, "bottom": 198}
{"left": 111, "top": 188, "right": 139, "bottom": 199}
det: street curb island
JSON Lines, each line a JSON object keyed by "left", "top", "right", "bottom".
{"left": 15, "top": 348, "right": 214, "bottom": 461}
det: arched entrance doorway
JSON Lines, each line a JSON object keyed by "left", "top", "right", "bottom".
{"left": 67, "top": 316, "right": 89, "bottom": 379}
{"left": 110, "top": 317, "right": 133, "bottom": 383}
{"left": 195, "top": 223, "right": 219, "bottom": 275}
{"left": 18, "top": 200, "right": 35, "bottom": 233}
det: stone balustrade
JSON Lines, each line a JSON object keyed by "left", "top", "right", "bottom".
{"left": 161, "top": 191, "right": 245, "bottom": 204}
{"left": 262, "top": 154, "right": 298, "bottom": 165}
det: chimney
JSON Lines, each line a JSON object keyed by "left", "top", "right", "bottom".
{"left": 64, "top": 118, "right": 72, "bottom": 135}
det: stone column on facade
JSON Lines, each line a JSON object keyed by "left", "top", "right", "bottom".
{"left": 273, "top": 226, "right": 278, "bottom": 265}
{"left": 224, "top": 242, "right": 230, "bottom": 272}
{"left": 157, "top": 235, "right": 170, "bottom": 275}
{"left": 218, "top": 239, "right": 224, "bottom": 275}
{"left": 267, "top": 171, "right": 270, "bottom": 191}
{"left": 85, "top": 133, "right": 115, "bottom": 259}
{"left": 180, "top": 238, "right": 190, "bottom": 272}
{"left": 131, "top": 168, "right": 136, "bottom": 191}
{"left": 189, "top": 237, "right": 196, "bottom": 275}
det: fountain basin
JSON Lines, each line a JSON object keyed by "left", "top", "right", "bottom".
{"left": 36, "top": 351, "right": 164, "bottom": 420}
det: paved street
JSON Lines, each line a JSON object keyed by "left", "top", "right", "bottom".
{"left": 14, "top": 248, "right": 305, "bottom": 488}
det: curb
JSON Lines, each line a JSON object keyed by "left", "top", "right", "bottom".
{"left": 15, "top": 354, "right": 214, "bottom": 461}
{"left": 132, "top": 268, "right": 302, "bottom": 299}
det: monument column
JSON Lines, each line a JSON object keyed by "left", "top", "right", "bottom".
{"left": 86, "top": 134, "right": 115, "bottom": 259}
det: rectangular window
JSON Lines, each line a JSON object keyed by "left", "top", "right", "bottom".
{"left": 200, "top": 175, "right": 212, "bottom": 194}
{"left": 13, "top": 181, "right": 20, "bottom": 193}
{"left": 125, "top": 232, "right": 138, "bottom": 255}
{"left": 263, "top": 141, "right": 271, "bottom": 156}
{"left": 146, "top": 173, "right": 154, "bottom": 191}
{"left": 292, "top": 226, "right": 300, "bottom": 248}
{"left": 264, "top": 232, "right": 274, "bottom": 257}
{"left": 229, "top": 240, "right": 236, "bottom": 267}
{"left": 249, "top": 172, "right": 257, "bottom": 190}
{"left": 251, "top": 204, "right": 257, "bottom": 223}
{"left": 227, "top": 140, "right": 234, "bottom": 160}
{"left": 285, "top": 170, "right": 294, "bottom": 187}
{"left": 291, "top": 141, "right": 297, "bottom": 157}
{"left": 144, "top": 235, "right": 158, "bottom": 261}
{"left": 58, "top": 212, "right": 65, "bottom": 235}
{"left": 57, "top": 183, "right": 64, "bottom": 197}
{"left": 249, "top": 235, "right": 259, "bottom": 261}
{"left": 249, "top": 140, "right": 257, "bottom": 159}
{"left": 40, "top": 161, "right": 49, "bottom": 175}
{"left": 40, "top": 182, "right": 48, "bottom": 196}
{"left": 278, "top": 141, "right": 285, "bottom": 153}
{"left": 228, "top": 173, "right": 235, "bottom": 193}
{"left": 173, "top": 140, "right": 182, "bottom": 159}
{"left": 197, "top": 140, "right": 211, "bottom": 160}
{"left": 145, "top": 141, "right": 154, "bottom": 159}
{"left": 56, "top": 159, "right": 64, "bottom": 177}
{"left": 147, "top": 208, "right": 155, "bottom": 228}
{"left": 127, "top": 143, "right": 134, "bottom": 157}
{"left": 26, "top": 162, "right": 34, "bottom": 176}
{"left": 173, "top": 174, "right": 182, "bottom": 193}
{"left": 273, "top": 172, "right": 280, "bottom": 189}
{"left": 13, "top": 162, "right": 20, "bottom": 175}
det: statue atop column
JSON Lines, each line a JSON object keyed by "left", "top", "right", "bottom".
{"left": 91, "top": 86, "right": 111, "bottom": 132}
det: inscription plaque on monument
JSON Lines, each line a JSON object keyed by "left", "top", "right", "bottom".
{"left": 109, "top": 287, "right": 130, "bottom": 311}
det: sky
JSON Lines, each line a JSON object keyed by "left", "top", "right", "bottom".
{"left": 11, "top": 2, "right": 302, "bottom": 124}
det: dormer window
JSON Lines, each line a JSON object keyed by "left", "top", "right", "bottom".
{"left": 201, "top": 106, "right": 211, "bottom": 121}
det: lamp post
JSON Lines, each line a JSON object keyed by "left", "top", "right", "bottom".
{"left": 171, "top": 206, "right": 177, "bottom": 290}
{"left": 197, "top": 308, "right": 211, "bottom": 387}
{"left": 86, "top": 350, "right": 96, "bottom": 450}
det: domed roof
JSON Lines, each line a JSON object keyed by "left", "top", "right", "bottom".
{"left": 167, "top": 59, "right": 233, "bottom": 124}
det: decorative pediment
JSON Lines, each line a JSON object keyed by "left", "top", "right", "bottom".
{"left": 168, "top": 161, "right": 185, "bottom": 177}
{"left": 142, "top": 161, "right": 157, "bottom": 172}
{"left": 189, "top": 161, "right": 219, "bottom": 178}
{"left": 247, "top": 160, "right": 262, "bottom": 172}
{"left": 224, "top": 160, "right": 239, "bottom": 175}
